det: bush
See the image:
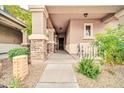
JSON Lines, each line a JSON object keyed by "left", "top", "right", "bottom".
{"left": 94, "top": 24, "right": 124, "bottom": 64}
{"left": 9, "top": 78, "right": 21, "bottom": 88}
{"left": 8, "top": 47, "right": 30, "bottom": 61}
{"left": 76, "top": 57, "right": 101, "bottom": 79}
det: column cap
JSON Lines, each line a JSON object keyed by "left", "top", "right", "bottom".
{"left": 29, "top": 34, "right": 48, "bottom": 40}
{"left": 47, "top": 28, "right": 55, "bottom": 32}
{"left": 48, "top": 41, "right": 55, "bottom": 44}
{"left": 29, "top": 5, "right": 49, "bottom": 18}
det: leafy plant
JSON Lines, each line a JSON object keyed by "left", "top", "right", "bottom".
{"left": 9, "top": 78, "right": 21, "bottom": 88}
{"left": 94, "top": 24, "right": 124, "bottom": 64}
{"left": 99, "top": 59, "right": 105, "bottom": 65}
{"left": 4, "top": 5, "right": 32, "bottom": 35}
{"left": 76, "top": 57, "right": 101, "bottom": 79}
{"left": 8, "top": 47, "right": 30, "bottom": 61}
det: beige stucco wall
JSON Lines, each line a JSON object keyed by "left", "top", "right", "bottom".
{"left": 0, "top": 24, "right": 22, "bottom": 44}
{"left": 119, "top": 16, "right": 124, "bottom": 24}
{"left": 0, "top": 24, "right": 22, "bottom": 53}
{"left": 103, "top": 19, "right": 119, "bottom": 29}
{"left": 65, "top": 19, "right": 103, "bottom": 54}
{"left": 70, "top": 19, "right": 103, "bottom": 43}
{"left": 65, "top": 19, "right": 119, "bottom": 54}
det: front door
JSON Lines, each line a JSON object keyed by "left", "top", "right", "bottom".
{"left": 59, "top": 38, "right": 64, "bottom": 50}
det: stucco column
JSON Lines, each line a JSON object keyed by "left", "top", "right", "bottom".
{"left": 47, "top": 29, "right": 55, "bottom": 53}
{"left": 29, "top": 6, "right": 49, "bottom": 62}
{"left": 21, "top": 31, "right": 30, "bottom": 48}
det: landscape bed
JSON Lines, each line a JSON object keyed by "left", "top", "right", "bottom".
{"left": 0, "top": 58, "right": 46, "bottom": 88}
{"left": 73, "top": 63, "right": 124, "bottom": 88}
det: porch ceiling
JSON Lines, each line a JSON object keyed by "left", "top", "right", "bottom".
{"left": 46, "top": 6, "right": 124, "bottom": 33}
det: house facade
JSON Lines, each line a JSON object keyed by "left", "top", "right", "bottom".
{"left": 29, "top": 5, "right": 124, "bottom": 63}
{"left": 0, "top": 6, "right": 27, "bottom": 54}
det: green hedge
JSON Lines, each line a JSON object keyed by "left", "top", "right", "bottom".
{"left": 8, "top": 47, "right": 30, "bottom": 61}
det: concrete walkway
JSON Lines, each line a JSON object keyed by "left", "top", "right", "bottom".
{"left": 36, "top": 51, "right": 78, "bottom": 88}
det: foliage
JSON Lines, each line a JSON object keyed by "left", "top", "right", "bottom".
{"left": 99, "top": 59, "right": 104, "bottom": 65}
{"left": 8, "top": 47, "right": 30, "bottom": 61}
{"left": 4, "top": 5, "right": 32, "bottom": 35}
{"left": 94, "top": 24, "right": 124, "bottom": 64}
{"left": 9, "top": 78, "right": 21, "bottom": 88}
{"left": 76, "top": 57, "right": 101, "bottom": 79}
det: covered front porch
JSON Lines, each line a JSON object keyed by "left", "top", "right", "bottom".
{"left": 29, "top": 5, "right": 124, "bottom": 63}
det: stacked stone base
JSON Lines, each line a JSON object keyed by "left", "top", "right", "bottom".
{"left": 30, "top": 39, "right": 47, "bottom": 62}
{"left": 13, "top": 55, "right": 28, "bottom": 81}
{"left": 47, "top": 43, "right": 55, "bottom": 53}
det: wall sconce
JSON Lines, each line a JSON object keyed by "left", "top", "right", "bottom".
{"left": 84, "top": 13, "right": 88, "bottom": 17}
{"left": 59, "top": 27, "right": 62, "bottom": 30}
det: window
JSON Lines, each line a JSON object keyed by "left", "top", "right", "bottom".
{"left": 84, "top": 23, "right": 93, "bottom": 38}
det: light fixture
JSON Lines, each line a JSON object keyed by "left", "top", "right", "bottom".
{"left": 59, "top": 27, "right": 62, "bottom": 30}
{"left": 84, "top": 13, "right": 88, "bottom": 17}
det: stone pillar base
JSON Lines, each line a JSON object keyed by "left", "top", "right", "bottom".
{"left": 30, "top": 39, "right": 47, "bottom": 63}
{"left": 47, "top": 42, "right": 55, "bottom": 53}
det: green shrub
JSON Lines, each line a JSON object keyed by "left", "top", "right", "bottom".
{"left": 9, "top": 78, "right": 21, "bottom": 88}
{"left": 8, "top": 47, "right": 30, "bottom": 61}
{"left": 94, "top": 24, "right": 124, "bottom": 64}
{"left": 76, "top": 57, "right": 101, "bottom": 79}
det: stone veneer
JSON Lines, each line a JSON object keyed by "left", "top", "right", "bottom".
{"left": 13, "top": 55, "right": 28, "bottom": 81}
{"left": 47, "top": 43, "right": 55, "bottom": 53}
{"left": 30, "top": 39, "right": 47, "bottom": 61}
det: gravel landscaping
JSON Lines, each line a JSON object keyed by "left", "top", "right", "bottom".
{"left": 0, "top": 58, "right": 46, "bottom": 88}
{"left": 1, "top": 56, "right": 124, "bottom": 88}
{"left": 74, "top": 64, "right": 124, "bottom": 88}
{"left": 0, "top": 59, "right": 13, "bottom": 87}
{"left": 21, "top": 62, "right": 46, "bottom": 88}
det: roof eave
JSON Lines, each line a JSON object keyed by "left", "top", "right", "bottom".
{"left": 0, "top": 9, "right": 27, "bottom": 28}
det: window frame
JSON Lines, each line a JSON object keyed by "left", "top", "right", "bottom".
{"left": 83, "top": 23, "right": 94, "bottom": 39}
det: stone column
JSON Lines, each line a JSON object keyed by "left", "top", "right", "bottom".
{"left": 54, "top": 34, "right": 58, "bottom": 52}
{"left": 29, "top": 6, "right": 49, "bottom": 63}
{"left": 47, "top": 29, "right": 55, "bottom": 53}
